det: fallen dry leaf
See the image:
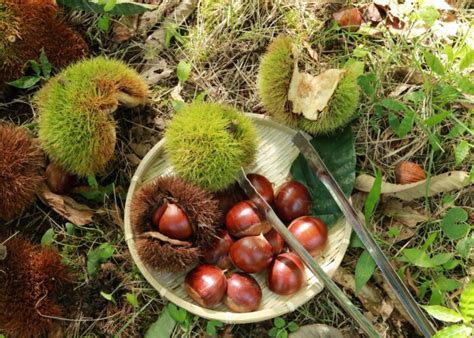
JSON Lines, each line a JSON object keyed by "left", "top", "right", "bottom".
{"left": 382, "top": 199, "right": 428, "bottom": 227}
{"left": 112, "top": 15, "right": 139, "bottom": 42}
{"left": 288, "top": 65, "right": 345, "bottom": 121}
{"left": 289, "top": 324, "right": 343, "bottom": 338}
{"left": 363, "top": 3, "right": 383, "bottom": 24}
{"left": 38, "top": 185, "right": 94, "bottom": 226}
{"left": 354, "top": 171, "right": 470, "bottom": 201}
{"left": 332, "top": 8, "right": 362, "bottom": 30}
{"left": 130, "top": 142, "right": 153, "bottom": 158}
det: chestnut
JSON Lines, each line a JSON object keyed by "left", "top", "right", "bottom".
{"left": 267, "top": 252, "right": 306, "bottom": 295}
{"left": 274, "top": 181, "right": 312, "bottom": 223}
{"left": 225, "top": 272, "right": 262, "bottom": 312}
{"left": 288, "top": 216, "right": 328, "bottom": 256}
{"left": 264, "top": 228, "right": 285, "bottom": 255}
{"left": 184, "top": 264, "right": 227, "bottom": 308}
{"left": 229, "top": 235, "right": 273, "bottom": 273}
{"left": 202, "top": 231, "right": 234, "bottom": 269}
{"left": 45, "top": 162, "right": 75, "bottom": 194}
{"left": 247, "top": 173, "right": 274, "bottom": 206}
{"left": 225, "top": 200, "right": 272, "bottom": 237}
{"left": 152, "top": 203, "right": 193, "bottom": 240}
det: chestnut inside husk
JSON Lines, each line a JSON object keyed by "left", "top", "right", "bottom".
{"left": 130, "top": 175, "right": 221, "bottom": 272}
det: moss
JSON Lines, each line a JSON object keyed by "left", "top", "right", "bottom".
{"left": 0, "top": 236, "right": 73, "bottom": 338}
{"left": 130, "top": 175, "right": 220, "bottom": 272}
{"left": 37, "top": 57, "right": 149, "bottom": 176}
{"left": 165, "top": 102, "right": 257, "bottom": 191}
{"left": 0, "top": 123, "right": 44, "bottom": 221}
{"left": 0, "top": 0, "right": 88, "bottom": 86}
{"left": 257, "top": 35, "right": 360, "bottom": 135}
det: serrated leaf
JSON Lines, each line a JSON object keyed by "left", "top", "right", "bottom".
{"left": 177, "top": 60, "right": 191, "bottom": 83}
{"left": 454, "top": 141, "right": 470, "bottom": 166}
{"left": 401, "top": 248, "right": 434, "bottom": 268}
{"left": 274, "top": 317, "right": 286, "bottom": 329}
{"left": 421, "top": 305, "right": 464, "bottom": 323}
{"left": 435, "top": 275, "right": 461, "bottom": 292}
{"left": 57, "top": 0, "right": 157, "bottom": 15}
{"left": 41, "top": 228, "right": 55, "bottom": 246}
{"left": 291, "top": 125, "right": 356, "bottom": 226}
{"left": 441, "top": 207, "right": 469, "bottom": 241}
{"left": 355, "top": 250, "right": 376, "bottom": 294}
{"left": 460, "top": 281, "right": 474, "bottom": 321}
{"left": 7, "top": 75, "right": 41, "bottom": 89}
{"left": 459, "top": 50, "right": 474, "bottom": 71}
{"left": 433, "top": 324, "right": 472, "bottom": 338}
{"left": 145, "top": 308, "right": 176, "bottom": 338}
{"left": 424, "top": 51, "right": 445, "bottom": 76}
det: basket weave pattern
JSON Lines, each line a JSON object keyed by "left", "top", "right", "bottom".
{"left": 124, "top": 114, "right": 352, "bottom": 323}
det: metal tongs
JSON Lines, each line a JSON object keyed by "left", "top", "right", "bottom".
{"left": 237, "top": 131, "right": 436, "bottom": 338}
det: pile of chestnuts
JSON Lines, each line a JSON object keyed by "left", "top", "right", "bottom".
{"left": 184, "top": 173, "right": 329, "bottom": 312}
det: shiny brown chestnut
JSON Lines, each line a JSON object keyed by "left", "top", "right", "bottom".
{"left": 225, "top": 272, "right": 262, "bottom": 312}
{"left": 202, "top": 231, "right": 234, "bottom": 270}
{"left": 274, "top": 181, "right": 312, "bottom": 223}
{"left": 45, "top": 162, "right": 75, "bottom": 194}
{"left": 152, "top": 203, "right": 193, "bottom": 240}
{"left": 264, "top": 228, "right": 285, "bottom": 256}
{"left": 230, "top": 235, "right": 273, "bottom": 273}
{"left": 225, "top": 200, "right": 272, "bottom": 237}
{"left": 288, "top": 216, "right": 328, "bottom": 256}
{"left": 184, "top": 264, "right": 227, "bottom": 308}
{"left": 247, "top": 173, "right": 274, "bottom": 206}
{"left": 267, "top": 252, "right": 306, "bottom": 295}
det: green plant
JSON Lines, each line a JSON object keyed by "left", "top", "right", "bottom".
{"left": 268, "top": 317, "right": 299, "bottom": 338}
{"left": 7, "top": 49, "right": 52, "bottom": 89}
{"left": 257, "top": 35, "right": 360, "bottom": 135}
{"left": 165, "top": 102, "right": 258, "bottom": 191}
{"left": 87, "top": 242, "right": 115, "bottom": 277}
{"left": 422, "top": 279, "right": 474, "bottom": 337}
{"left": 37, "top": 56, "right": 149, "bottom": 176}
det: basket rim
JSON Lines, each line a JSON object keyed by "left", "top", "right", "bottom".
{"left": 123, "top": 113, "right": 352, "bottom": 323}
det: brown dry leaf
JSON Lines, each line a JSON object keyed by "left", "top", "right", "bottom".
{"left": 288, "top": 65, "right": 345, "bottom": 121}
{"left": 112, "top": 15, "right": 139, "bottom": 42}
{"left": 382, "top": 199, "right": 428, "bottom": 227}
{"left": 332, "top": 8, "right": 362, "bottom": 30}
{"left": 289, "top": 324, "right": 344, "bottom": 338}
{"left": 130, "top": 142, "right": 152, "bottom": 158}
{"left": 388, "top": 83, "right": 413, "bottom": 98}
{"left": 354, "top": 171, "right": 470, "bottom": 201}
{"left": 363, "top": 3, "right": 383, "bottom": 23}
{"left": 38, "top": 186, "right": 94, "bottom": 226}
{"left": 126, "top": 153, "right": 142, "bottom": 166}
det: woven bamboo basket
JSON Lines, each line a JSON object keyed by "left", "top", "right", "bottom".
{"left": 124, "top": 113, "right": 352, "bottom": 324}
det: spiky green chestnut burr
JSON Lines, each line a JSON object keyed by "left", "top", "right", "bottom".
{"left": 37, "top": 57, "right": 149, "bottom": 176}
{"left": 165, "top": 102, "right": 257, "bottom": 192}
{"left": 257, "top": 35, "right": 360, "bottom": 135}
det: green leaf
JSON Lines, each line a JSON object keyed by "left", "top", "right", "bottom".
{"left": 424, "top": 51, "right": 445, "bottom": 76}
{"left": 433, "top": 324, "right": 472, "bottom": 338}
{"left": 424, "top": 110, "right": 451, "bottom": 126}
{"left": 429, "top": 287, "right": 443, "bottom": 305}
{"left": 103, "top": 0, "right": 116, "bottom": 11}
{"left": 419, "top": 6, "right": 439, "bottom": 26}
{"left": 422, "top": 305, "right": 464, "bottom": 323}
{"left": 291, "top": 125, "right": 356, "bottom": 226}
{"left": 206, "top": 320, "right": 223, "bottom": 336}
{"left": 364, "top": 167, "right": 381, "bottom": 227}
{"left": 145, "top": 308, "right": 176, "bottom": 338}
{"left": 441, "top": 207, "right": 470, "bottom": 240}
{"left": 459, "top": 50, "right": 474, "bottom": 71}
{"left": 30, "top": 60, "right": 41, "bottom": 76}
{"left": 454, "top": 141, "right": 470, "bottom": 166}
{"left": 460, "top": 281, "right": 474, "bottom": 321}
{"left": 287, "top": 322, "right": 299, "bottom": 332}
{"left": 435, "top": 275, "right": 461, "bottom": 292}
{"left": 274, "top": 317, "right": 286, "bottom": 329}
{"left": 401, "top": 248, "right": 434, "bottom": 268}
{"left": 65, "top": 222, "right": 76, "bottom": 236}
{"left": 277, "top": 330, "right": 288, "bottom": 338}
{"left": 98, "top": 14, "right": 110, "bottom": 31}
{"left": 100, "top": 291, "right": 116, "bottom": 304}
{"left": 41, "top": 228, "right": 55, "bottom": 246}
{"left": 357, "top": 72, "right": 376, "bottom": 100}
{"left": 456, "top": 236, "right": 474, "bottom": 258}
{"left": 268, "top": 327, "right": 279, "bottom": 337}
{"left": 125, "top": 293, "right": 139, "bottom": 308}
{"left": 355, "top": 250, "right": 376, "bottom": 294}
{"left": 39, "top": 49, "right": 52, "bottom": 78}
{"left": 177, "top": 60, "right": 191, "bottom": 83}
{"left": 7, "top": 75, "right": 41, "bottom": 89}
{"left": 87, "top": 243, "right": 115, "bottom": 277}
{"left": 379, "top": 98, "right": 408, "bottom": 112}
{"left": 167, "top": 303, "right": 187, "bottom": 323}
{"left": 57, "top": 0, "right": 157, "bottom": 15}
{"left": 443, "top": 259, "right": 460, "bottom": 270}
{"left": 431, "top": 253, "right": 454, "bottom": 266}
